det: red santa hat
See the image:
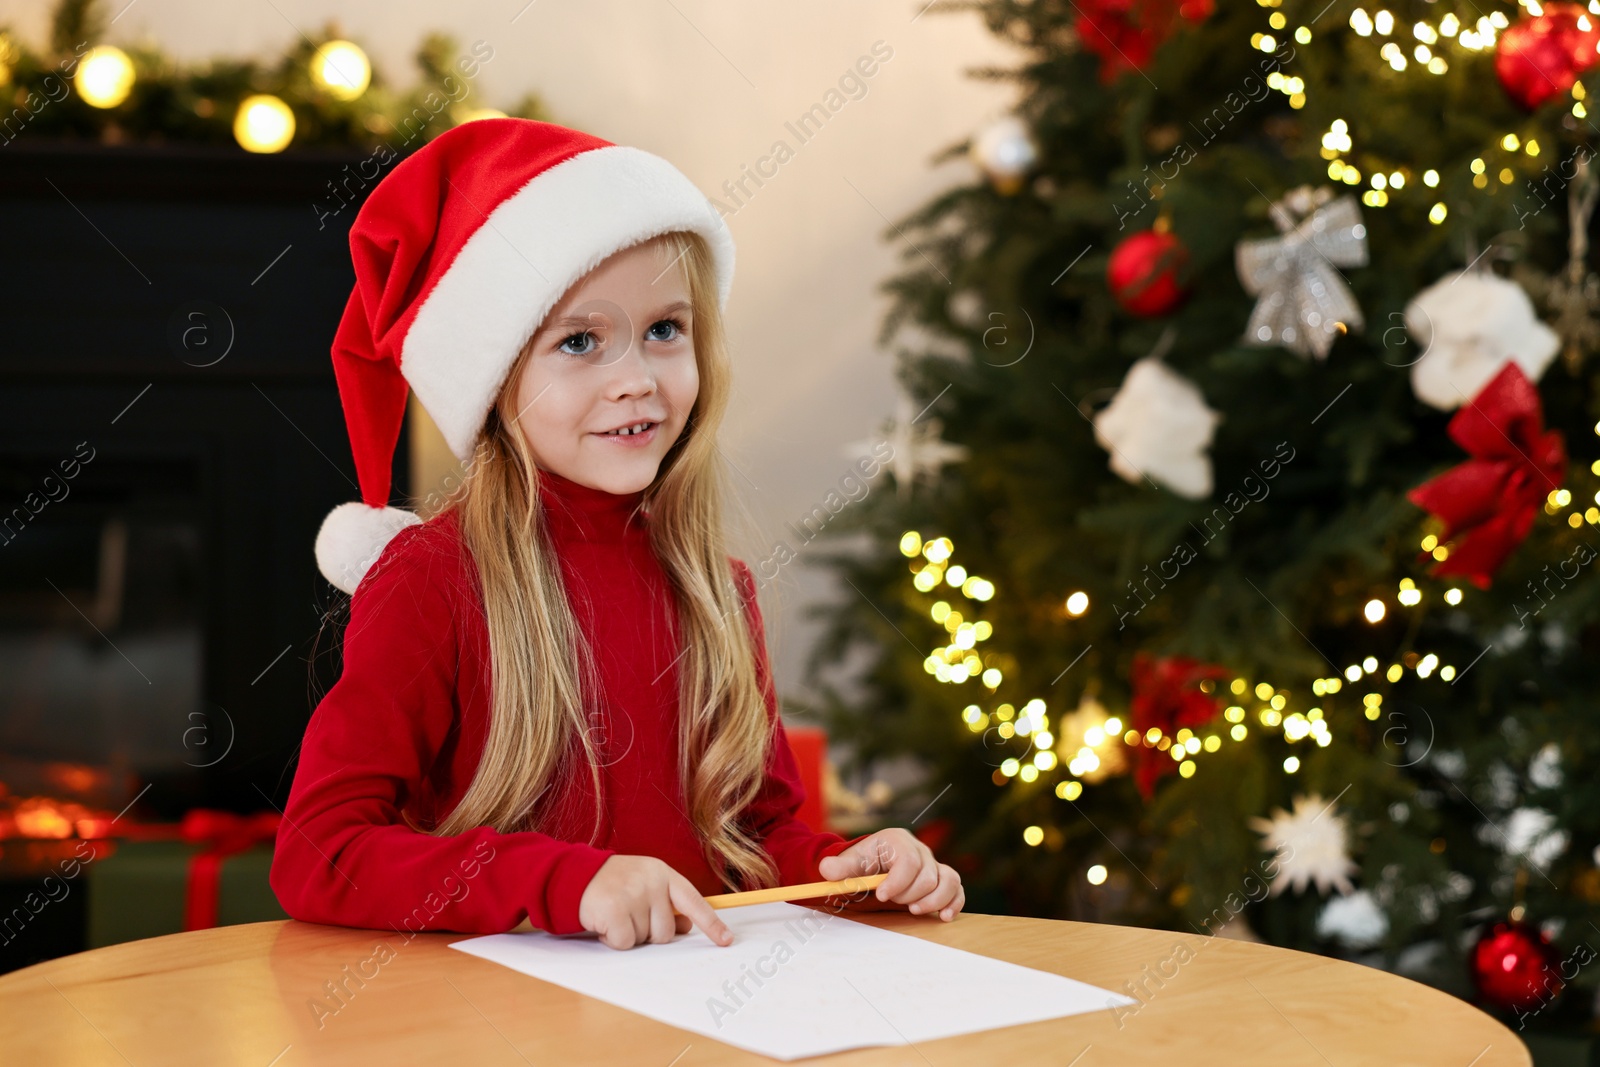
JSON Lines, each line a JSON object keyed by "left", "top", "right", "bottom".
{"left": 315, "top": 118, "right": 736, "bottom": 594}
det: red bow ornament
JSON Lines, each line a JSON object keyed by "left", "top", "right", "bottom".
{"left": 1128, "top": 651, "right": 1229, "bottom": 799}
{"left": 1407, "top": 362, "right": 1566, "bottom": 590}
{"left": 1076, "top": 0, "right": 1216, "bottom": 84}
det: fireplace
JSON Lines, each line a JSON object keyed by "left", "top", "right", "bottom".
{"left": 0, "top": 139, "right": 410, "bottom": 969}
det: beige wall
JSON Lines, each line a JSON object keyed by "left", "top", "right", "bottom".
{"left": 11, "top": 0, "right": 1020, "bottom": 708}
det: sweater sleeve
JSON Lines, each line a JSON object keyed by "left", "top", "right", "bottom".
{"left": 269, "top": 521, "right": 615, "bottom": 936}
{"left": 729, "top": 559, "right": 873, "bottom": 887}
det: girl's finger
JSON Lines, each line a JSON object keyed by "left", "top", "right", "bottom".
{"left": 873, "top": 848, "right": 917, "bottom": 902}
{"left": 940, "top": 884, "right": 966, "bottom": 921}
{"left": 876, "top": 837, "right": 934, "bottom": 903}
{"left": 669, "top": 877, "right": 733, "bottom": 946}
{"left": 861, "top": 835, "right": 897, "bottom": 877}
{"left": 650, "top": 896, "right": 680, "bottom": 945}
{"left": 908, "top": 864, "right": 959, "bottom": 915}
{"left": 883, "top": 842, "right": 940, "bottom": 904}
{"left": 629, "top": 907, "right": 651, "bottom": 950}
{"left": 904, "top": 859, "right": 944, "bottom": 903}
{"left": 603, "top": 914, "right": 639, "bottom": 951}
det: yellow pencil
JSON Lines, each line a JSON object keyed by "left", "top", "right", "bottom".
{"left": 690, "top": 872, "right": 889, "bottom": 912}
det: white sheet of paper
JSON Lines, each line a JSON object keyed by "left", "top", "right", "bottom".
{"left": 449, "top": 902, "right": 1134, "bottom": 1061}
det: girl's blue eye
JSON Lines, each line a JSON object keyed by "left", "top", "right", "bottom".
{"left": 558, "top": 331, "right": 596, "bottom": 357}
{"left": 648, "top": 316, "right": 688, "bottom": 343}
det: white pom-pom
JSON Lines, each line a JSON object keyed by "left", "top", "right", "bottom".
{"left": 1405, "top": 270, "right": 1560, "bottom": 411}
{"left": 1317, "top": 889, "right": 1388, "bottom": 949}
{"left": 314, "top": 502, "right": 422, "bottom": 594}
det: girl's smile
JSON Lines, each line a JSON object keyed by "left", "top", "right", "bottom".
{"left": 593, "top": 421, "right": 661, "bottom": 446}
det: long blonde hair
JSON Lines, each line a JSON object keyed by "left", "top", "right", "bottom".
{"left": 418, "top": 231, "right": 781, "bottom": 893}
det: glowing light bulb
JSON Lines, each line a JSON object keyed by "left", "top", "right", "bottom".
{"left": 234, "top": 95, "right": 296, "bottom": 153}
{"left": 76, "top": 46, "right": 135, "bottom": 109}
{"left": 311, "top": 40, "right": 371, "bottom": 101}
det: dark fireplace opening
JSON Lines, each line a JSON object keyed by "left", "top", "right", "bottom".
{"left": 1, "top": 449, "right": 205, "bottom": 795}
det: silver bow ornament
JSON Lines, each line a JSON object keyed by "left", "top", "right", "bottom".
{"left": 1235, "top": 185, "right": 1368, "bottom": 360}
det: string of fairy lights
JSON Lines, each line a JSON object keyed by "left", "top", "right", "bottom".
{"left": 900, "top": 426, "right": 1600, "bottom": 852}
{"left": 898, "top": 530, "right": 1362, "bottom": 798}
{"left": 40, "top": 38, "right": 505, "bottom": 152}
{"left": 1248, "top": 0, "right": 1599, "bottom": 221}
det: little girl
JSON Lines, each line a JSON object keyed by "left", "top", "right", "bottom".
{"left": 269, "top": 118, "right": 963, "bottom": 950}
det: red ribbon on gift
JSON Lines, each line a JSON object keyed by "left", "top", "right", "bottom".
{"left": 1407, "top": 362, "right": 1567, "bottom": 590}
{"left": 1128, "top": 651, "right": 1230, "bottom": 799}
{"left": 178, "top": 809, "right": 281, "bottom": 931}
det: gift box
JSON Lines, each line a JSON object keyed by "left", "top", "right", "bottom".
{"left": 785, "top": 724, "right": 832, "bottom": 835}
{"left": 86, "top": 810, "right": 287, "bottom": 948}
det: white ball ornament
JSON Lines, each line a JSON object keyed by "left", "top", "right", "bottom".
{"left": 970, "top": 115, "right": 1039, "bottom": 194}
{"left": 1404, "top": 269, "right": 1560, "bottom": 410}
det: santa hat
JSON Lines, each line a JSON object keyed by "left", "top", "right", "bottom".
{"left": 314, "top": 118, "right": 736, "bottom": 594}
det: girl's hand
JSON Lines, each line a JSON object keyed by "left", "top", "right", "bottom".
{"left": 577, "top": 855, "right": 734, "bottom": 950}
{"left": 816, "top": 827, "right": 964, "bottom": 922}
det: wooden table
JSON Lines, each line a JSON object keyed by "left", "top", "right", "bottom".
{"left": 0, "top": 909, "right": 1529, "bottom": 1065}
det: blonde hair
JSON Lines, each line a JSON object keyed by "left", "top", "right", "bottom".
{"left": 417, "top": 231, "right": 782, "bottom": 893}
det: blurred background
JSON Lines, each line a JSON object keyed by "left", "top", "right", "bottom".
{"left": 3, "top": 1, "right": 1600, "bottom": 1061}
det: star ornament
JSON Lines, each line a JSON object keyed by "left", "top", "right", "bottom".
{"left": 1057, "top": 692, "right": 1129, "bottom": 785}
{"left": 842, "top": 395, "right": 969, "bottom": 501}
{"left": 1249, "top": 793, "right": 1359, "bottom": 897}
{"left": 1236, "top": 185, "right": 1369, "bottom": 360}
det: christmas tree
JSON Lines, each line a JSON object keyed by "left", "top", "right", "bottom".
{"left": 800, "top": 0, "right": 1600, "bottom": 1033}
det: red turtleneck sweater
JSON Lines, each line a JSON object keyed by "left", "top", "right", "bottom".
{"left": 270, "top": 468, "right": 867, "bottom": 936}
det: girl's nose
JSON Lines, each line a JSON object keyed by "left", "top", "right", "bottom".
{"left": 603, "top": 336, "right": 657, "bottom": 398}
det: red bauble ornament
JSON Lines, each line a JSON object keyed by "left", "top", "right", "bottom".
{"left": 1127, "top": 651, "right": 1229, "bottom": 798}
{"left": 1108, "top": 229, "right": 1191, "bottom": 317}
{"left": 1472, "top": 920, "right": 1563, "bottom": 1012}
{"left": 1076, "top": 0, "right": 1216, "bottom": 83}
{"left": 1495, "top": 3, "right": 1600, "bottom": 110}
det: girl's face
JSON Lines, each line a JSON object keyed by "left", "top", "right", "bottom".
{"left": 511, "top": 237, "right": 700, "bottom": 495}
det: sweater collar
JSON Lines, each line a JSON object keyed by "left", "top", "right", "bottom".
{"left": 536, "top": 467, "right": 646, "bottom": 544}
